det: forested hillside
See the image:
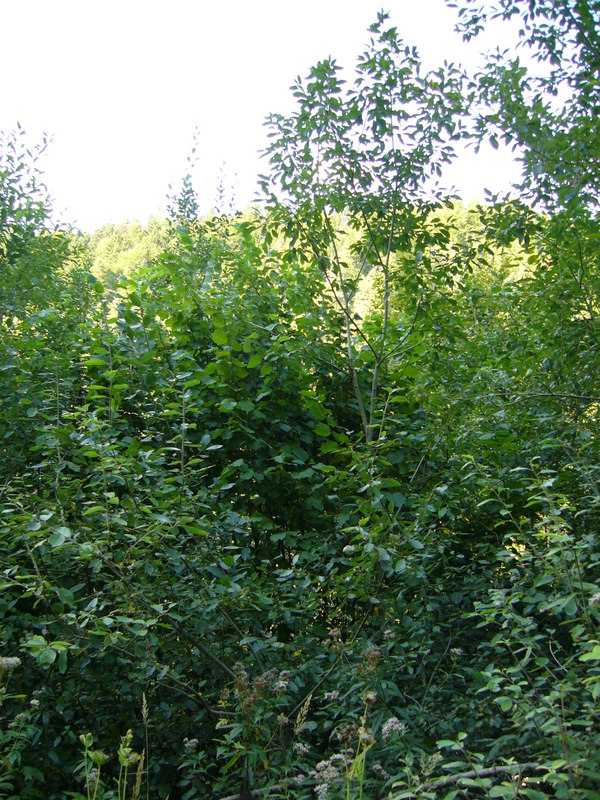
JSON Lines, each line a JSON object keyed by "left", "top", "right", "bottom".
{"left": 1, "top": 3, "right": 600, "bottom": 799}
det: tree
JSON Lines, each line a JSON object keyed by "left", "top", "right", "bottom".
{"left": 454, "top": 0, "right": 600, "bottom": 212}
{"left": 84, "top": 217, "right": 171, "bottom": 291}
{"left": 261, "top": 12, "right": 466, "bottom": 442}
{"left": 0, "top": 127, "right": 76, "bottom": 326}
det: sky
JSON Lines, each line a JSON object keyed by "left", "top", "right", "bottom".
{"left": 1, "top": 0, "right": 523, "bottom": 231}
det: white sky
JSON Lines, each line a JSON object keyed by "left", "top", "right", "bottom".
{"left": 1, "top": 0, "right": 523, "bottom": 231}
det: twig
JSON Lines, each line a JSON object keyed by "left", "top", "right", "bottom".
{"left": 405, "top": 760, "right": 574, "bottom": 794}
{"left": 24, "top": 540, "right": 44, "bottom": 593}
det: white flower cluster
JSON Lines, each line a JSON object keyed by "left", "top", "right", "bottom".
{"left": 0, "top": 656, "right": 22, "bottom": 674}
{"left": 183, "top": 737, "right": 198, "bottom": 750}
{"left": 273, "top": 670, "right": 291, "bottom": 695}
{"left": 381, "top": 716, "right": 406, "bottom": 741}
{"left": 589, "top": 591, "right": 600, "bottom": 608}
{"left": 309, "top": 753, "right": 345, "bottom": 798}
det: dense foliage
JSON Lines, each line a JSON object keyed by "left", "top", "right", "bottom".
{"left": 1, "top": 4, "right": 600, "bottom": 799}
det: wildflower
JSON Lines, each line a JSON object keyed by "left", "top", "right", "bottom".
{"left": 359, "top": 725, "right": 375, "bottom": 745}
{"left": 233, "top": 662, "right": 250, "bottom": 695}
{"left": 360, "top": 645, "right": 382, "bottom": 674}
{"left": 241, "top": 696, "right": 254, "bottom": 713}
{"left": 118, "top": 729, "right": 141, "bottom": 767}
{"left": 253, "top": 668, "right": 277, "bottom": 694}
{"left": 421, "top": 751, "right": 443, "bottom": 776}
{"left": 330, "top": 638, "right": 346, "bottom": 653}
{"left": 450, "top": 647, "right": 464, "bottom": 659}
{"left": 315, "top": 757, "right": 340, "bottom": 783}
{"left": 277, "top": 713, "right": 288, "bottom": 726}
{"left": 589, "top": 591, "right": 600, "bottom": 608}
{"left": 219, "top": 687, "right": 230, "bottom": 705}
{"left": 336, "top": 722, "right": 359, "bottom": 744}
{"left": 0, "top": 656, "right": 21, "bottom": 674}
{"left": 15, "top": 712, "right": 28, "bottom": 722}
{"left": 315, "top": 783, "right": 329, "bottom": 798}
{"left": 273, "top": 678, "right": 289, "bottom": 695}
{"left": 294, "top": 742, "right": 310, "bottom": 755}
{"left": 87, "top": 768, "right": 100, "bottom": 787}
{"left": 323, "top": 690, "right": 339, "bottom": 702}
{"left": 291, "top": 773, "right": 305, "bottom": 784}
{"left": 362, "top": 689, "right": 377, "bottom": 707}
{"left": 183, "top": 737, "right": 198, "bottom": 750}
{"left": 372, "top": 762, "right": 391, "bottom": 779}
{"left": 383, "top": 629, "right": 395, "bottom": 641}
{"left": 80, "top": 732, "right": 94, "bottom": 748}
{"left": 381, "top": 716, "right": 406, "bottom": 741}
{"left": 364, "top": 645, "right": 382, "bottom": 664}
{"left": 90, "top": 750, "right": 110, "bottom": 766}
{"left": 320, "top": 766, "right": 339, "bottom": 783}
{"left": 30, "top": 698, "right": 40, "bottom": 708}
{"left": 325, "top": 629, "right": 345, "bottom": 653}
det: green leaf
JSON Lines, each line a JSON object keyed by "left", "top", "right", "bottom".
{"left": 38, "top": 649, "right": 57, "bottom": 667}
{"left": 314, "top": 422, "right": 331, "bottom": 437}
{"left": 490, "top": 786, "right": 514, "bottom": 798}
{"left": 49, "top": 531, "right": 66, "bottom": 547}
{"left": 495, "top": 696, "right": 512, "bottom": 712}
{"left": 247, "top": 354, "right": 262, "bottom": 368}
{"left": 219, "top": 398, "right": 237, "bottom": 413}
{"left": 212, "top": 328, "right": 229, "bottom": 346}
{"left": 83, "top": 505, "right": 106, "bottom": 516}
{"left": 387, "top": 492, "right": 406, "bottom": 509}
{"left": 321, "top": 440, "right": 338, "bottom": 453}
{"left": 580, "top": 644, "right": 600, "bottom": 662}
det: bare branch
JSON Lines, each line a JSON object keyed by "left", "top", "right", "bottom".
{"left": 403, "top": 761, "right": 574, "bottom": 795}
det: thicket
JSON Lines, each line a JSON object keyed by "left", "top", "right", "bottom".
{"left": 1, "top": 3, "right": 600, "bottom": 799}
